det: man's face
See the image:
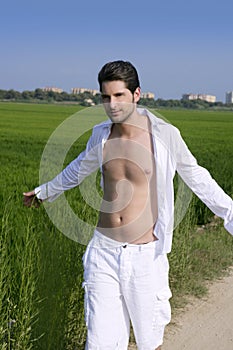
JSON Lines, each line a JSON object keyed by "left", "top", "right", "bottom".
{"left": 101, "top": 80, "right": 140, "bottom": 123}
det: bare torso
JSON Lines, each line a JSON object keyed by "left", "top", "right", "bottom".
{"left": 97, "top": 117, "right": 158, "bottom": 244}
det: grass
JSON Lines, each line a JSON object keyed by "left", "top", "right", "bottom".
{"left": 0, "top": 102, "right": 233, "bottom": 349}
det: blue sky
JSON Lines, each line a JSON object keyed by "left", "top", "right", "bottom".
{"left": 1, "top": 0, "right": 233, "bottom": 101}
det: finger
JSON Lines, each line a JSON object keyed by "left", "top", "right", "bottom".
{"left": 23, "top": 195, "right": 41, "bottom": 208}
{"left": 23, "top": 199, "right": 32, "bottom": 207}
{"left": 23, "top": 190, "right": 35, "bottom": 196}
{"left": 23, "top": 195, "right": 33, "bottom": 206}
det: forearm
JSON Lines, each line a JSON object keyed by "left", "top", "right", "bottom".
{"left": 178, "top": 163, "right": 233, "bottom": 234}
{"left": 35, "top": 172, "right": 66, "bottom": 202}
{"left": 35, "top": 146, "right": 100, "bottom": 202}
{"left": 175, "top": 129, "right": 233, "bottom": 234}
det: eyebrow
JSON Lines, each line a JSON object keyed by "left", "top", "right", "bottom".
{"left": 101, "top": 91, "right": 125, "bottom": 98}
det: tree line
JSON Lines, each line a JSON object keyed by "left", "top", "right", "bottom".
{"left": 0, "top": 88, "right": 101, "bottom": 106}
{"left": 0, "top": 88, "right": 232, "bottom": 109}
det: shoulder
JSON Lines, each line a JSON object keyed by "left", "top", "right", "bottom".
{"left": 141, "top": 108, "right": 181, "bottom": 138}
{"left": 87, "top": 119, "right": 111, "bottom": 146}
{"left": 92, "top": 119, "right": 112, "bottom": 131}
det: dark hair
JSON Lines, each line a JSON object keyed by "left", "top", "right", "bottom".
{"left": 98, "top": 60, "right": 140, "bottom": 94}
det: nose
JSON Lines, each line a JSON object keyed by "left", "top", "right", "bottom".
{"left": 109, "top": 97, "right": 118, "bottom": 109}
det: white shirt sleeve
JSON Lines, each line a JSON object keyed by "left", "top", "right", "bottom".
{"left": 35, "top": 131, "right": 100, "bottom": 202}
{"left": 175, "top": 129, "right": 233, "bottom": 235}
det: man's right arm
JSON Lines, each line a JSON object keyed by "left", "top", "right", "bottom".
{"left": 23, "top": 131, "right": 101, "bottom": 206}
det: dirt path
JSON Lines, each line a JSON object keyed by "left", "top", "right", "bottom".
{"left": 128, "top": 267, "right": 233, "bottom": 350}
{"left": 163, "top": 267, "right": 233, "bottom": 350}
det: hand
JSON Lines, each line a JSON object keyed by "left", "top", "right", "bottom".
{"left": 23, "top": 190, "right": 42, "bottom": 208}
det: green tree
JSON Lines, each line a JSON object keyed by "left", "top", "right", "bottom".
{"left": 22, "top": 90, "right": 34, "bottom": 100}
{"left": 34, "top": 88, "right": 46, "bottom": 100}
{"left": 5, "top": 89, "right": 21, "bottom": 100}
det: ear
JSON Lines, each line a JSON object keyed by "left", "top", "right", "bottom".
{"left": 133, "top": 87, "right": 141, "bottom": 103}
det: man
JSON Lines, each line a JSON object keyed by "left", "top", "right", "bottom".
{"left": 24, "top": 60, "right": 233, "bottom": 350}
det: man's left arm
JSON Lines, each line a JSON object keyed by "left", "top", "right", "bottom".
{"left": 174, "top": 129, "right": 233, "bottom": 235}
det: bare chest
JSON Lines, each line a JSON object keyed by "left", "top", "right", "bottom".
{"left": 102, "top": 133, "right": 155, "bottom": 182}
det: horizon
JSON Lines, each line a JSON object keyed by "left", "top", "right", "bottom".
{"left": 1, "top": 85, "right": 232, "bottom": 103}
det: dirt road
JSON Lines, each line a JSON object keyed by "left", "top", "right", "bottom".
{"left": 128, "top": 268, "right": 233, "bottom": 349}
{"left": 163, "top": 267, "right": 233, "bottom": 350}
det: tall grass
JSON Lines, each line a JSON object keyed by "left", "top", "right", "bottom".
{"left": 0, "top": 194, "right": 41, "bottom": 349}
{"left": 0, "top": 103, "right": 86, "bottom": 349}
{"left": 0, "top": 103, "right": 233, "bottom": 348}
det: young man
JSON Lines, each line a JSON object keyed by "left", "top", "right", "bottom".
{"left": 24, "top": 60, "right": 233, "bottom": 350}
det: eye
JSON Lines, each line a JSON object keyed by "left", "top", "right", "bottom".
{"left": 101, "top": 95, "right": 110, "bottom": 102}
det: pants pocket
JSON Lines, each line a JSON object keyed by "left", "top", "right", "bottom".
{"left": 152, "top": 287, "right": 172, "bottom": 329}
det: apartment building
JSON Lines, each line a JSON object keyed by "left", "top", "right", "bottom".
{"left": 141, "top": 92, "right": 155, "bottom": 99}
{"left": 182, "top": 93, "right": 216, "bottom": 103}
{"left": 42, "top": 87, "right": 63, "bottom": 93}
{"left": 226, "top": 91, "right": 233, "bottom": 104}
{"left": 71, "top": 88, "right": 99, "bottom": 95}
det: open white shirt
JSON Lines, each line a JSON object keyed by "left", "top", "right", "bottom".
{"left": 35, "top": 108, "right": 233, "bottom": 253}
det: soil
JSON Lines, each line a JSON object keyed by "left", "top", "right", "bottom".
{"left": 163, "top": 267, "right": 233, "bottom": 349}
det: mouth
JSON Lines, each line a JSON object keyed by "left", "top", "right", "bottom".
{"left": 110, "top": 110, "right": 121, "bottom": 117}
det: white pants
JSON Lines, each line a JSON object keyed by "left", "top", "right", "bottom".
{"left": 82, "top": 230, "right": 172, "bottom": 350}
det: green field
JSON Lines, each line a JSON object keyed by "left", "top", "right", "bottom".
{"left": 1, "top": 102, "right": 233, "bottom": 349}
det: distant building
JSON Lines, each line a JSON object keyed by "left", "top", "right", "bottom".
{"left": 42, "top": 86, "right": 63, "bottom": 93}
{"left": 182, "top": 93, "right": 199, "bottom": 101}
{"left": 141, "top": 92, "right": 155, "bottom": 99}
{"left": 182, "top": 93, "right": 216, "bottom": 103}
{"left": 226, "top": 91, "right": 233, "bottom": 104}
{"left": 71, "top": 88, "right": 99, "bottom": 96}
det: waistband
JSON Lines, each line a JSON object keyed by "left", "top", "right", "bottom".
{"left": 91, "top": 229, "right": 158, "bottom": 250}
